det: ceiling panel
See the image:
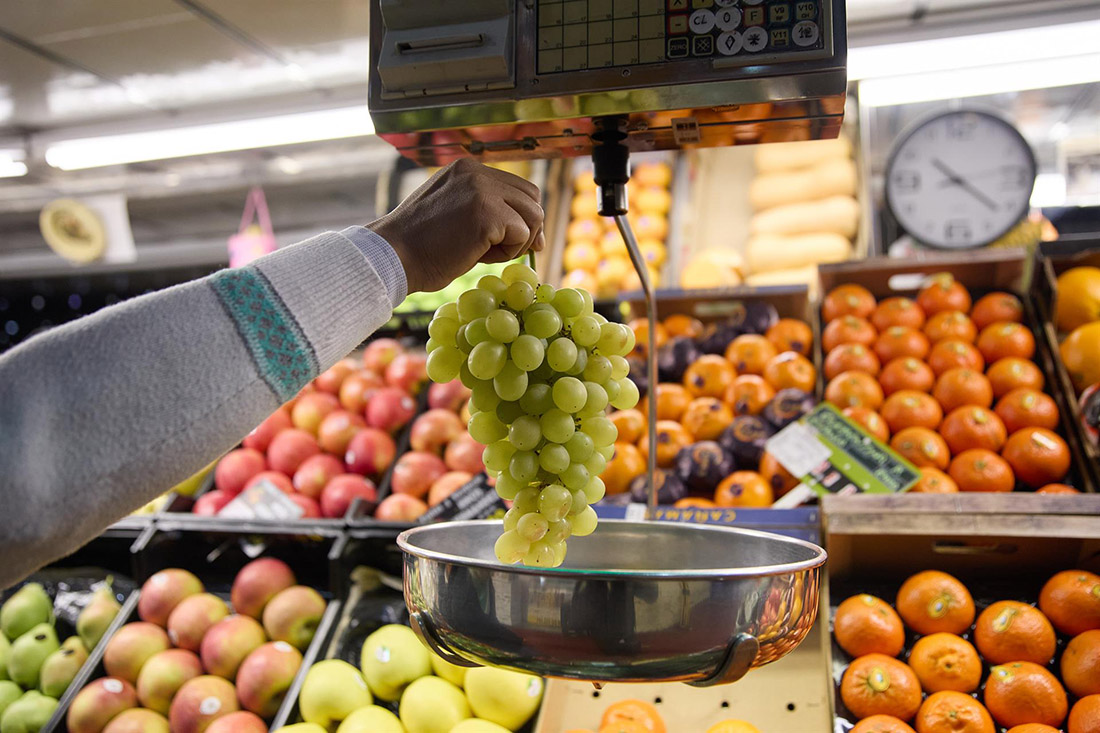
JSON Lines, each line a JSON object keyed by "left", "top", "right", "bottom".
{"left": 201, "top": 0, "right": 370, "bottom": 50}
{"left": 0, "top": 0, "right": 186, "bottom": 43}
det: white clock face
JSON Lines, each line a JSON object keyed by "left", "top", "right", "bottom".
{"left": 885, "top": 111, "right": 1036, "bottom": 249}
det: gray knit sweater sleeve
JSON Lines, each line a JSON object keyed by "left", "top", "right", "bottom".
{"left": 0, "top": 229, "right": 404, "bottom": 588}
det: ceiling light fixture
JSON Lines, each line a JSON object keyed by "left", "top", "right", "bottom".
{"left": 44, "top": 105, "right": 375, "bottom": 171}
{"left": 0, "top": 149, "right": 27, "bottom": 178}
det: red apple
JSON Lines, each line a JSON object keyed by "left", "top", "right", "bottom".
{"left": 290, "top": 392, "right": 340, "bottom": 435}
{"left": 136, "top": 648, "right": 203, "bottom": 714}
{"left": 243, "top": 470, "right": 294, "bottom": 494}
{"left": 375, "top": 493, "right": 429, "bottom": 522}
{"left": 192, "top": 490, "right": 233, "bottom": 516}
{"left": 339, "top": 370, "right": 384, "bottom": 413}
{"left": 428, "top": 471, "right": 473, "bottom": 506}
{"left": 410, "top": 409, "right": 464, "bottom": 454}
{"left": 168, "top": 675, "right": 239, "bottom": 733}
{"left": 104, "top": 622, "right": 171, "bottom": 683}
{"left": 365, "top": 387, "right": 417, "bottom": 433}
{"left": 391, "top": 451, "right": 447, "bottom": 499}
{"left": 205, "top": 711, "right": 267, "bottom": 733}
{"left": 166, "top": 593, "right": 229, "bottom": 652}
{"left": 139, "top": 569, "right": 203, "bottom": 627}
{"left": 427, "top": 379, "right": 471, "bottom": 412}
{"left": 261, "top": 586, "right": 325, "bottom": 650}
{"left": 200, "top": 616, "right": 265, "bottom": 680}
{"left": 67, "top": 677, "right": 138, "bottom": 733}
{"left": 320, "top": 474, "right": 378, "bottom": 518}
{"left": 232, "top": 557, "right": 297, "bottom": 619}
{"left": 344, "top": 428, "right": 396, "bottom": 477}
{"left": 385, "top": 352, "right": 428, "bottom": 393}
{"left": 313, "top": 358, "right": 358, "bottom": 394}
{"left": 214, "top": 449, "right": 266, "bottom": 496}
{"left": 292, "top": 453, "right": 344, "bottom": 499}
{"left": 288, "top": 494, "right": 322, "bottom": 518}
{"left": 266, "top": 429, "right": 320, "bottom": 475}
{"left": 362, "top": 338, "right": 404, "bottom": 373}
{"left": 241, "top": 409, "right": 292, "bottom": 452}
{"left": 235, "top": 641, "right": 303, "bottom": 717}
{"left": 317, "top": 409, "right": 365, "bottom": 455}
{"left": 445, "top": 432, "right": 486, "bottom": 473}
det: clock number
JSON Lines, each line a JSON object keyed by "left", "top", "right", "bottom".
{"left": 946, "top": 116, "right": 977, "bottom": 140}
{"left": 944, "top": 220, "right": 972, "bottom": 244}
{"left": 892, "top": 170, "right": 921, "bottom": 193}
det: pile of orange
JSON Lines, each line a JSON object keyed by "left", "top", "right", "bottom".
{"left": 821, "top": 276, "right": 1077, "bottom": 493}
{"left": 835, "top": 568, "right": 1100, "bottom": 733}
{"left": 566, "top": 699, "right": 762, "bottom": 733}
{"left": 604, "top": 313, "right": 815, "bottom": 505}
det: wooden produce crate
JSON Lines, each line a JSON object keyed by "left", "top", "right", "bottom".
{"left": 1032, "top": 237, "right": 1100, "bottom": 492}
{"left": 817, "top": 250, "right": 1095, "bottom": 492}
{"left": 823, "top": 493, "right": 1100, "bottom": 731}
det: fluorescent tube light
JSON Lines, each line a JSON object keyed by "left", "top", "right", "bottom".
{"left": 0, "top": 149, "right": 27, "bottom": 178}
{"left": 45, "top": 106, "right": 375, "bottom": 171}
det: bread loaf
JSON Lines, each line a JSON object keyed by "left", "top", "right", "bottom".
{"left": 749, "top": 158, "right": 858, "bottom": 211}
{"left": 746, "top": 232, "right": 851, "bottom": 273}
{"left": 749, "top": 195, "right": 860, "bottom": 238}
{"left": 754, "top": 137, "right": 852, "bottom": 172}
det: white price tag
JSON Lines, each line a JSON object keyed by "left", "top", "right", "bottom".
{"left": 218, "top": 481, "right": 304, "bottom": 521}
{"left": 765, "top": 422, "right": 831, "bottom": 479}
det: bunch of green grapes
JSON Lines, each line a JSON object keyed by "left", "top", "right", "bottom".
{"left": 425, "top": 261, "right": 640, "bottom": 567}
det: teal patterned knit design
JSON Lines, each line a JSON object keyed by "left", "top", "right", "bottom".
{"left": 209, "top": 267, "right": 318, "bottom": 401}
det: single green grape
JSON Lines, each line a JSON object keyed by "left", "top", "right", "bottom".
{"left": 565, "top": 431, "right": 595, "bottom": 463}
{"left": 540, "top": 408, "right": 576, "bottom": 444}
{"left": 609, "top": 354, "right": 629, "bottom": 380}
{"left": 428, "top": 316, "right": 459, "bottom": 344}
{"left": 583, "top": 476, "right": 606, "bottom": 504}
{"left": 597, "top": 444, "right": 616, "bottom": 460}
{"left": 566, "top": 347, "right": 588, "bottom": 377}
{"left": 523, "top": 539, "right": 559, "bottom": 568}
{"left": 508, "top": 415, "right": 542, "bottom": 451}
{"left": 526, "top": 309, "right": 562, "bottom": 339}
{"left": 516, "top": 512, "right": 549, "bottom": 542}
{"left": 425, "top": 337, "right": 441, "bottom": 353}
{"left": 584, "top": 451, "right": 607, "bottom": 477}
{"left": 536, "top": 283, "right": 556, "bottom": 303}
{"left": 546, "top": 338, "right": 578, "bottom": 372}
{"left": 502, "top": 506, "right": 522, "bottom": 530}
{"left": 464, "top": 317, "right": 490, "bottom": 346}
{"left": 470, "top": 380, "right": 501, "bottom": 413}
{"left": 509, "top": 450, "right": 539, "bottom": 482}
{"left": 583, "top": 354, "right": 612, "bottom": 383}
{"left": 502, "top": 262, "right": 539, "bottom": 287}
{"left": 459, "top": 360, "right": 478, "bottom": 389}
{"left": 493, "top": 362, "right": 528, "bottom": 402}
{"left": 571, "top": 315, "right": 600, "bottom": 347}
{"left": 581, "top": 381, "right": 609, "bottom": 415}
{"left": 483, "top": 439, "right": 516, "bottom": 474}
{"left": 513, "top": 487, "right": 540, "bottom": 513}
{"left": 561, "top": 462, "right": 590, "bottom": 490}
{"left": 477, "top": 274, "right": 508, "bottom": 300}
{"left": 519, "top": 383, "right": 554, "bottom": 416}
{"left": 425, "top": 346, "right": 463, "bottom": 383}
{"left": 538, "top": 484, "right": 573, "bottom": 522}
{"left": 468, "top": 341, "right": 506, "bottom": 380}
{"left": 435, "top": 302, "right": 458, "bottom": 322}
{"left": 610, "top": 377, "right": 640, "bottom": 409}
{"left": 596, "top": 322, "right": 630, "bottom": 355}
{"left": 457, "top": 288, "right": 495, "bottom": 322}
{"left": 496, "top": 400, "right": 525, "bottom": 425}
{"left": 503, "top": 281, "right": 535, "bottom": 311}
{"left": 552, "top": 377, "right": 587, "bottom": 413}
{"left": 455, "top": 324, "right": 473, "bottom": 354}
{"left": 568, "top": 488, "right": 588, "bottom": 515}
{"left": 580, "top": 415, "right": 617, "bottom": 447}
{"left": 468, "top": 411, "right": 507, "bottom": 444}
{"left": 510, "top": 334, "right": 545, "bottom": 371}
{"left": 604, "top": 378, "right": 621, "bottom": 402}
{"left": 579, "top": 289, "right": 594, "bottom": 313}
{"left": 486, "top": 309, "right": 520, "bottom": 343}
{"left": 538, "top": 443, "right": 570, "bottom": 474}
{"left": 544, "top": 518, "right": 572, "bottom": 544}
{"left": 570, "top": 505, "right": 598, "bottom": 537}
{"left": 552, "top": 288, "right": 584, "bottom": 319}
{"left": 494, "top": 530, "right": 530, "bottom": 564}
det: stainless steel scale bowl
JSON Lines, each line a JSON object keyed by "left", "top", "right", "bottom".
{"left": 399, "top": 520, "right": 826, "bottom": 685}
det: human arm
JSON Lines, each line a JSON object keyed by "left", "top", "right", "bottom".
{"left": 0, "top": 159, "right": 543, "bottom": 587}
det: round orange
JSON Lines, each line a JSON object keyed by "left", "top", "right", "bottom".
{"left": 725, "top": 375, "right": 775, "bottom": 416}
{"left": 714, "top": 471, "right": 774, "bottom": 508}
{"left": 924, "top": 311, "right": 978, "bottom": 344}
{"left": 1037, "top": 483, "right": 1079, "bottom": 494}
{"left": 853, "top": 716, "right": 916, "bottom": 733}
{"left": 1001, "top": 427, "right": 1071, "bottom": 489}
{"left": 629, "top": 318, "right": 668, "bottom": 354}
{"left": 1040, "top": 570, "right": 1100, "bottom": 636}
{"left": 609, "top": 409, "right": 646, "bottom": 444}
{"left": 681, "top": 397, "right": 734, "bottom": 441}
{"left": 948, "top": 449, "right": 1015, "bottom": 493}
{"left": 912, "top": 467, "right": 959, "bottom": 494}
{"left": 638, "top": 421, "right": 693, "bottom": 469}
{"left": 827, "top": 371, "right": 886, "bottom": 411}
{"left": 643, "top": 383, "right": 692, "bottom": 421}
{"left": 824, "top": 316, "right": 879, "bottom": 352}
{"left": 841, "top": 653, "right": 923, "bottom": 722}
{"left": 725, "top": 334, "right": 778, "bottom": 375}
{"left": 600, "top": 699, "right": 666, "bottom": 733}
{"left": 915, "top": 691, "right": 994, "bottom": 733}
{"left": 974, "top": 600, "right": 1057, "bottom": 665}
{"left": 896, "top": 570, "right": 976, "bottom": 635}
{"left": 663, "top": 313, "right": 704, "bottom": 339}
{"left": 984, "top": 661, "right": 1068, "bottom": 729}
{"left": 891, "top": 428, "right": 951, "bottom": 470}
{"left": 1006, "top": 725, "right": 1061, "bottom": 733}
{"left": 880, "top": 358, "right": 935, "bottom": 396}
{"left": 760, "top": 451, "right": 800, "bottom": 498}
{"left": 1068, "top": 695, "right": 1100, "bottom": 733}
{"left": 918, "top": 274, "right": 973, "bottom": 316}
{"left": 826, "top": 343, "right": 882, "bottom": 380}
{"left": 977, "top": 322, "right": 1036, "bottom": 363}
{"left": 939, "top": 406, "right": 1008, "bottom": 454}
{"left": 971, "top": 291, "right": 1025, "bottom": 331}
{"left": 1062, "top": 629, "right": 1100, "bottom": 698}
{"left": 600, "top": 724, "right": 648, "bottom": 733}
{"left": 873, "top": 297, "right": 927, "bottom": 332}
{"left": 824, "top": 284, "right": 877, "bottom": 322}
{"left": 844, "top": 407, "right": 891, "bottom": 443}
{"left": 994, "top": 389, "right": 1060, "bottom": 434}
{"left": 602, "top": 442, "right": 646, "bottom": 494}
{"left": 765, "top": 318, "right": 814, "bottom": 356}
{"left": 909, "top": 632, "right": 982, "bottom": 693}
{"left": 834, "top": 593, "right": 906, "bottom": 658}
{"left": 986, "top": 357, "right": 1045, "bottom": 399}
{"left": 762, "top": 351, "right": 817, "bottom": 392}
{"left": 683, "top": 355, "right": 737, "bottom": 399}
{"left": 933, "top": 368, "right": 994, "bottom": 413}
{"left": 928, "top": 340, "right": 985, "bottom": 377}
{"left": 881, "top": 391, "right": 943, "bottom": 433}
{"left": 876, "top": 327, "right": 932, "bottom": 364}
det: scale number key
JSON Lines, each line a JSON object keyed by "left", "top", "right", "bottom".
{"left": 792, "top": 20, "right": 819, "bottom": 47}
{"left": 795, "top": 1, "right": 816, "bottom": 19}
{"left": 715, "top": 7, "right": 740, "bottom": 30}
{"left": 742, "top": 26, "right": 766, "bottom": 52}
{"left": 716, "top": 30, "right": 743, "bottom": 55}
{"left": 689, "top": 8, "right": 715, "bottom": 33}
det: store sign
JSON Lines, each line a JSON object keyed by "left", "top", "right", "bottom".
{"left": 592, "top": 504, "right": 820, "bottom": 543}
{"left": 767, "top": 403, "right": 919, "bottom": 498}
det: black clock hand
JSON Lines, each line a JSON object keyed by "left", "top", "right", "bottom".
{"left": 931, "top": 158, "right": 998, "bottom": 212}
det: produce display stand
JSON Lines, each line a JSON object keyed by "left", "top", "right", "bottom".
{"left": 822, "top": 492, "right": 1100, "bottom": 727}
{"left": 1033, "top": 236, "right": 1100, "bottom": 491}
{"left": 817, "top": 249, "right": 1096, "bottom": 492}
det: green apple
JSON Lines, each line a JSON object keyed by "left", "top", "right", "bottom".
{"left": 463, "top": 667, "right": 543, "bottom": 730}
{"left": 451, "top": 720, "right": 512, "bottom": 733}
{"left": 335, "top": 705, "right": 404, "bottom": 733}
{"left": 272, "top": 725, "right": 326, "bottom": 733}
{"left": 429, "top": 650, "right": 468, "bottom": 688}
{"left": 359, "top": 624, "right": 429, "bottom": 702}
{"left": 398, "top": 676, "right": 469, "bottom": 733}
{"left": 299, "top": 659, "right": 371, "bottom": 728}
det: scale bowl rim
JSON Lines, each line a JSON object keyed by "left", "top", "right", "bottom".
{"left": 397, "top": 518, "right": 827, "bottom": 580}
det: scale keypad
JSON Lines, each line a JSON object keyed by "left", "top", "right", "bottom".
{"left": 537, "top": 0, "right": 824, "bottom": 73}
